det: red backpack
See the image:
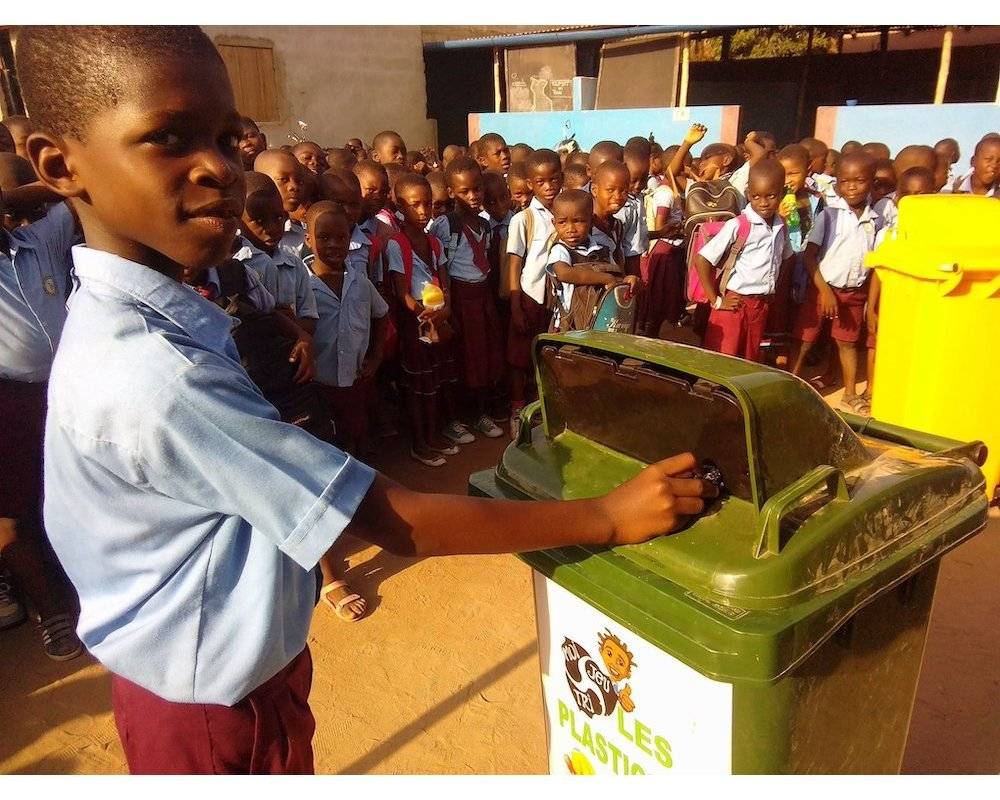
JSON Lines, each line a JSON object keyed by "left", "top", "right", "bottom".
{"left": 685, "top": 212, "right": 752, "bottom": 304}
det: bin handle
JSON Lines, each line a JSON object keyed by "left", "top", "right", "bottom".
{"left": 516, "top": 400, "right": 543, "bottom": 447}
{"left": 755, "top": 465, "right": 849, "bottom": 558}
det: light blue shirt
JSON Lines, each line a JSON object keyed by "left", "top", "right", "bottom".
{"left": 235, "top": 238, "right": 318, "bottom": 319}
{"left": 280, "top": 218, "right": 309, "bottom": 261}
{"left": 807, "top": 197, "right": 883, "bottom": 289}
{"left": 44, "top": 246, "right": 376, "bottom": 705}
{"left": 310, "top": 270, "right": 388, "bottom": 388}
{"left": 429, "top": 214, "right": 491, "bottom": 284}
{"left": 386, "top": 236, "right": 442, "bottom": 299}
{"left": 346, "top": 220, "right": 383, "bottom": 283}
{"left": 200, "top": 263, "right": 275, "bottom": 313}
{"left": 614, "top": 193, "right": 648, "bottom": 257}
{"left": 0, "top": 203, "right": 78, "bottom": 382}
{"left": 232, "top": 235, "right": 279, "bottom": 298}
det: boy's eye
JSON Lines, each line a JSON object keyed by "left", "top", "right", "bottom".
{"left": 149, "top": 130, "right": 182, "bottom": 149}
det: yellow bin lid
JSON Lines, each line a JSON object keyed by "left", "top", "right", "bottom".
{"left": 867, "top": 195, "right": 1000, "bottom": 280}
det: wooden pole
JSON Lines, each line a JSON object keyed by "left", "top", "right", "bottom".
{"left": 679, "top": 33, "right": 691, "bottom": 109}
{"left": 934, "top": 27, "right": 954, "bottom": 105}
{"left": 995, "top": 61, "right": 1000, "bottom": 104}
{"left": 493, "top": 47, "right": 502, "bottom": 113}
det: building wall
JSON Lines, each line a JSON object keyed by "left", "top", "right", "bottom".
{"left": 201, "top": 25, "right": 437, "bottom": 151}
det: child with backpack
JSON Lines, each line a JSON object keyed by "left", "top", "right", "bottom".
{"left": 429, "top": 157, "right": 505, "bottom": 439}
{"left": 693, "top": 160, "right": 794, "bottom": 363}
{"left": 386, "top": 172, "right": 461, "bottom": 467}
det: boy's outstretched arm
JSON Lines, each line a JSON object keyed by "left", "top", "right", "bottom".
{"left": 346, "top": 452, "right": 718, "bottom": 558}
{"left": 666, "top": 124, "right": 708, "bottom": 181}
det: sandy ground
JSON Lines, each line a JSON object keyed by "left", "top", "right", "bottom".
{"left": 2, "top": 369, "right": 998, "bottom": 775}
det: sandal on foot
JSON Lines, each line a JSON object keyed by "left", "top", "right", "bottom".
{"left": 840, "top": 395, "right": 871, "bottom": 416}
{"left": 430, "top": 442, "right": 460, "bottom": 456}
{"left": 809, "top": 376, "right": 838, "bottom": 391}
{"left": 39, "top": 613, "right": 83, "bottom": 661}
{"left": 321, "top": 580, "right": 367, "bottom": 622}
{"left": 410, "top": 448, "right": 446, "bottom": 467}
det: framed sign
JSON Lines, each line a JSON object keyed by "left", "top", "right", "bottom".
{"left": 506, "top": 44, "right": 576, "bottom": 113}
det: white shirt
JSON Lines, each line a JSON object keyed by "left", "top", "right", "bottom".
{"left": 545, "top": 238, "right": 609, "bottom": 329}
{"left": 309, "top": 271, "right": 388, "bottom": 388}
{"left": 429, "top": 215, "right": 491, "bottom": 284}
{"left": 873, "top": 194, "right": 898, "bottom": 228}
{"left": 698, "top": 207, "right": 792, "bottom": 296}
{"left": 729, "top": 161, "right": 751, "bottom": 198}
{"left": 506, "top": 197, "right": 556, "bottom": 305}
{"left": 280, "top": 218, "right": 309, "bottom": 261}
{"left": 941, "top": 171, "right": 997, "bottom": 197}
{"left": 649, "top": 183, "right": 683, "bottom": 247}
{"left": 613, "top": 193, "right": 648, "bottom": 257}
{"left": 807, "top": 196, "right": 883, "bottom": 290}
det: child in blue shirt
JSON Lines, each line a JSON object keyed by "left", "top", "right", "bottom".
{"left": 18, "top": 24, "right": 714, "bottom": 775}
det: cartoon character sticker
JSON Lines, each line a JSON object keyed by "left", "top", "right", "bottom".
{"left": 563, "top": 629, "right": 638, "bottom": 718}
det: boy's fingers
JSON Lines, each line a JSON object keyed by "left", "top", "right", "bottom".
{"left": 667, "top": 477, "right": 718, "bottom": 499}
{"left": 671, "top": 496, "right": 707, "bottom": 516}
{"left": 650, "top": 452, "right": 697, "bottom": 476}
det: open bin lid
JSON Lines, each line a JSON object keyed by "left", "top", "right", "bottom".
{"left": 495, "top": 333, "right": 987, "bottom": 681}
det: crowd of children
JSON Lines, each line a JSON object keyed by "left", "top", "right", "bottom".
{"left": 0, "top": 24, "right": 998, "bottom": 774}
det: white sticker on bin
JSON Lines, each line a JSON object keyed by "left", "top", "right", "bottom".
{"left": 533, "top": 574, "right": 733, "bottom": 775}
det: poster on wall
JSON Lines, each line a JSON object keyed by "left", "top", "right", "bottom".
{"left": 505, "top": 44, "right": 576, "bottom": 113}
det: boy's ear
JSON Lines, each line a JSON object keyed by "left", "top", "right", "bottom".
{"left": 447, "top": 186, "right": 457, "bottom": 200}
{"left": 26, "top": 131, "right": 85, "bottom": 199}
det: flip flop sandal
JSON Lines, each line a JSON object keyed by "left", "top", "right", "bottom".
{"left": 430, "top": 443, "right": 460, "bottom": 456}
{"left": 321, "top": 580, "right": 367, "bottom": 622}
{"left": 39, "top": 613, "right": 84, "bottom": 661}
{"left": 410, "top": 448, "right": 446, "bottom": 467}
{"left": 840, "top": 395, "right": 872, "bottom": 416}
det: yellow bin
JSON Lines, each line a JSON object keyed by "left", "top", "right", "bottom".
{"left": 866, "top": 195, "right": 1000, "bottom": 502}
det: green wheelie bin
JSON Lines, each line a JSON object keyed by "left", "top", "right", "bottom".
{"left": 469, "top": 331, "right": 990, "bottom": 775}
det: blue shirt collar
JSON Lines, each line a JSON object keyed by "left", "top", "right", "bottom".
{"left": 71, "top": 246, "right": 236, "bottom": 355}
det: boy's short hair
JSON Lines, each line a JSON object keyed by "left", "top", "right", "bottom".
{"left": 482, "top": 171, "right": 507, "bottom": 199}
{"left": 0, "top": 152, "right": 38, "bottom": 189}
{"left": 426, "top": 170, "right": 447, "bottom": 191}
{"left": 862, "top": 142, "right": 891, "bottom": 160}
{"left": 838, "top": 151, "right": 875, "bottom": 177}
{"left": 304, "top": 199, "right": 349, "bottom": 230}
{"left": 324, "top": 167, "right": 361, "bottom": 193}
{"left": 565, "top": 150, "right": 590, "bottom": 168}
{"left": 799, "top": 137, "right": 828, "bottom": 158}
{"left": 239, "top": 115, "right": 260, "bottom": 132}
{"left": 562, "top": 162, "right": 589, "bottom": 188}
{"left": 292, "top": 141, "right": 322, "bottom": 155}
{"left": 701, "top": 143, "right": 737, "bottom": 163}
{"left": 553, "top": 188, "right": 593, "bottom": 215}
{"left": 974, "top": 134, "right": 1000, "bottom": 156}
{"left": 468, "top": 139, "right": 481, "bottom": 160}
{"left": 353, "top": 159, "right": 387, "bottom": 182}
{"left": 383, "top": 163, "right": 409, "bottom": 192}
{"left": 525, "top": 148, "right": 561, "bottom": 173}
{"left": 510, "top": 143, "right": 533, "bottom": 160}
{"left": 372, "top": 130, "right": 405, "bottom": 150}
{"left": 898, "top": 165, "right": 935, "bottom": 189}
{"left": 748, "top": 159, "right": 786, "bottom": 188}
{"left": 243, "top": 170, "right": 279, "bottom": 198}
{"left": 776, "top": 144, "right": 810, "bottom": 169}
{"left": 593, "top": 160, "right": 630, "bottom": 185}
{"left": 506, "top": 161, "right": 530, "bottom": 183}
{"left": 478, "top": 132, "right": 507, "bottom": 149}
{"left": 444, "top": 155, "right": 482, "bottom": 184}
{"left": 393, "top": 171, "right": 430, "bottom": 198}
{"left": 16, "top": 26, "right": 222, "bottom": 140}
{"left": 872, "top": 157, "right": 895, "bottom": 175}
{"left": 893, "top": 144, "right": 936, "bottom": 175}
{"left": 624, "top": 136, "right": 652, "bottom": 159}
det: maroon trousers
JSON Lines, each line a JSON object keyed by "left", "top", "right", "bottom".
{"left": 703, "top": 292, "right": 774, "bottom": 363}
{"left": 111, "top": 647, "right": 316, "bottom": 774}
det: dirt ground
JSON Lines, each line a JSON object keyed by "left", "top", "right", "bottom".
{"left": 1, "top": 375, "right": 998, "bottom": 775}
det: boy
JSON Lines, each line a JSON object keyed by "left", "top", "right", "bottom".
{"left": 442, "top": 144, "right": 466, "bottom": 168}
{"left": 934, "top": 137, "right": 960, "bottom": 190}
{"left": 1, "top": 188, "right": 83, "bottom": 660}
{"left": 877, "top": 145, "right": 937, "bottom": 227}
{"left": 641, "top": 148, "right": 687, "bottom": 337}
{"left": 430, "top": 157, "right": 505, "bottom": 439}
{"left": 728, "top": 131, "right": 776, "bottom": 198}
{"left": 944, "top": 135, "right": 999, "bottom": 196}
{"left": 255, "top": 148, "right": 312, "bottom": 260}
{"left": 19, "top": 26, "right": 713, "bottom": 774}
{"left": 238, "top": 116, "right": 267, "bottom": 170}
{"left": 870, "top": 158, "right": 897, "bottom": 220}
{"left": 326, "top": 146, "right": 357, "bottom": 171}
{"left": 346, "top": 137, "right": 367, "bottom": 159}
{"left": 476, "top": 133, "right": 511, "bottom": 176}
{"left": 590, "top": 160, "right": 631, "bottom": 265}
{"left": 234, "top": 171, "right": 319, "bottom": 335}
{"left": 305, "top": 201, "right": 387, "bottom": 622}
{"left": 379, "top": 163, "right": 408, "bottom": 231}
{"left": 371, "top": 130, "right": 407, "bottom": 166}
{"left": 563, "top": 162, "right": 589, "bottom": 190}
{"left": 293, "top": 141, "right": 328, "bottom": 176}
{"left": 588, "top": 143, "right": 644, "bottom": 281}
{"left": 321, "top": 169, "right": 384, "bottom": 287}
{"left": 427, "top": 170, "right": 452, "bottom": 223}
{"left": 546, "top": 189, "right": 637, "bottom": 332}
{"left": 862, "top": 142, "right": 891, "bottom": 160}
{"left": 791, "top": 152, "right": 883, "bottom": 414}
{"left": 509, "top": 143, "right": 533, "bottom": 165}
{"left": 695, "top": 160, "right": 794, "bottom": 363}
{"left": 505, "top": 148, "right": 562, "bottom": 438}
{"left": 506, "top": 161, "right": 533, "bottom": 212}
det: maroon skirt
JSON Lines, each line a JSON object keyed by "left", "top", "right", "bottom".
{"left": 111, "top": 647, "right": 316, "bottom": 775}
{"left": 449, "top": 278, "right": 505, "bottom": 389}
{"left": 0, "top": 379, "right": 47, "bottom": 519}
{"left": 639, "top": 240, "right": 685, "bottom": 335}
{"left": 397, "top": 308, "right": 458, "bottom": 397}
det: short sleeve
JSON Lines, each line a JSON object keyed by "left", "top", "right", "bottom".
{"left": 696, "top": 217, "right": 740, "bottom": 267}
{"left": 244, "top": 265, "right": 276, "bottom": 313}
{"left": 385, "top": 238, "right": 405, "bottom": 276}
{"left": 546, "top": 242, "right": 572, "bottom": 274}
{"left": 807, "top": 209, "right": 829, "bottom": 249}
{"left": 137, "top": 361, "right": 376, "bottom": 570}
{"left": 652, "top": 185, "right": 675, "bottom": 212}
{"left": 367, "top": 277, "right": 389, "bottom": 318}
{"left": 729, "top": 162, "right": 751, "bottom": 197}
{"left": 429, "top": 215, "right": 450, "bottom": 252}
{"left": 621, "top": 203, "right": 647, "bottom": 257}
{"left": 506, "top": 210, "right": 528, "bottom": 257}
{"left": 294, "top": 261, "right": 319, "bottom": 319}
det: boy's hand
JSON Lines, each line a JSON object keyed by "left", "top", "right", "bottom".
{"left": 684, "top": 124, "right": 708, "bottom": 146}
{"left": 717, "top": 292, "right": 741, "bottom": 312}
{"left": 819, "top": 285, "right": 838, "bottom": 319}
{"left": 289, "top": 338, "right": 315, "bottom": 384}
{"left": 598, "top": 452, "right": 719, "bottom": 545}
{"left": 622, "top": 274, "right": 640, "bottom": 298}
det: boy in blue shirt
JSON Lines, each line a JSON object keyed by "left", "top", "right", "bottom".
{"left": 17, "top": 25, "right": 715, "bottom": 774}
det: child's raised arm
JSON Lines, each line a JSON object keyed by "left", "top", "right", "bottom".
{"left": 347, "top": 453, "right": 718, "bottom": 558}
{"left": 666, "top": 123, "right": 707, "bottom": 187}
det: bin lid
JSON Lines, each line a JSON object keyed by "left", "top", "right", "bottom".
{"left": 866, "top": 195, "right": 1000, "bottom": 278}
{"left": 494, "top": 333, "right": 987, "bottom": 681}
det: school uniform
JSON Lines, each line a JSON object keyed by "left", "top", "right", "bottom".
{"left": 640, "top": 182, "right": 686, "bottom": 332}
{"left": 385, "top": 236, "right": 457, "bottom": 397}
{"left": 191, "top": 264, "right": 275, "bottom": 313}
{"left": 376, "top": 208, "right": 403, "bottom": 232}
{"left": 310, "top": 270, "right": 388, "bottom": 450}
{"left": 430, "top": 215, "right": 504, "bottom": 390}
{"left": 728, "top": 161, "right": 751, "bottom": 198}
{"left": 0, "top": 203, "right": 77, "bottom": 520}
{"left": 232, "top": 235, "right": 280, "bottom": 299}
{"left": 505, "top": 197, "right": 555, "bottom": 370}
{"left": 346, "top": 219, "right": 384, "bottom": 284}
{"left": 808, "top": 174, "right": 839, "bottom": 204}
{"left": 281, "top": 218, "right": 310, "bottom": 262}
{"left": 941, "top": 171, "right": 997, "bottom": 196}
{"left": 545, "top": 237, "right": 611, "bottom": 332}
{"left": 793, "top": 197, "right": 883, "bottom": 345}
{"left": 236, "top": 238, "right": 318, "bottom": 321}
{"left": 614, "top": 193, "right": 648, "bottom": 261}
{"left": 699, "top": 207, "right": 792, "bottom": 362}
{"left": 873, "top": 194, "right": 898, "bottom": 228}
{"left": 43, "top": 246, "right": 376, "bottom": 773}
